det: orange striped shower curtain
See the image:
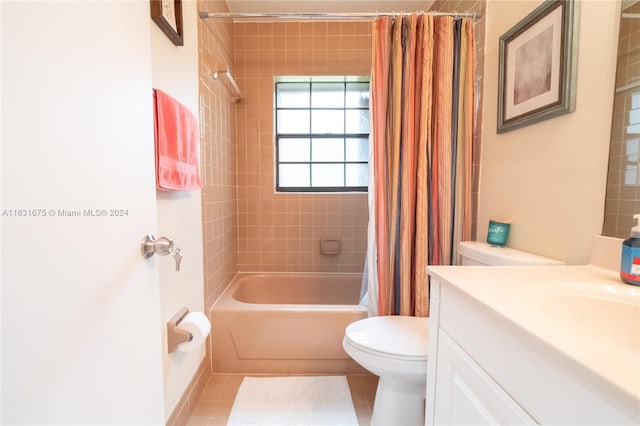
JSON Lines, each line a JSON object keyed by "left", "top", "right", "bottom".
{"left": 368, "top": 15, "right": 475, "bottom": 317}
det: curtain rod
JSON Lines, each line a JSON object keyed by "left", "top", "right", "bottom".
{"left": 198, "top": 11, "right": 478, "bottom": 21}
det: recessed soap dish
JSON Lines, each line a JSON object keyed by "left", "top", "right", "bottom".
{"left": 320, "top": 238, "right": 341, "bottom": 255}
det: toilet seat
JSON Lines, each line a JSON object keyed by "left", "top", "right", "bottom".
{"left": 343, "top": 315, "right": 430, "bottom": 425}
{"left": 344, "top": 316, "right": 428, "bottom": 361}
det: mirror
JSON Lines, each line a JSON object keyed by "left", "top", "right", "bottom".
{"left": 603, "top": 0, "right": 640, "bottom": 238}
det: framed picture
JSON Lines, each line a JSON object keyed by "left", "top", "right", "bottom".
{"left": 150, "top": 0, "right": 183, "bottom": 46}
{"left": 497, "top": 0, "right": 578, "bottom": 133}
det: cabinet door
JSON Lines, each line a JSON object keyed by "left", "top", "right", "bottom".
{"left": 433, "top": 331, "right": 537, "bottom": 425}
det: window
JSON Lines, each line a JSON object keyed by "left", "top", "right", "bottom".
{"left": 275, "top": 77, "right": 370, "bottom": 192}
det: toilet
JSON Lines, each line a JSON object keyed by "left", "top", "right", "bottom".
{"left": 343, "top": 316, "right": 428, "bottom": 426}
{"left": 458, "top": 240, "right": 566, "bottom": 266}
{"left": 344, "top": 241, "right": 565, "bottom": 426}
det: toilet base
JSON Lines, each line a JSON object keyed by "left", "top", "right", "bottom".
{"left": 371, "top": 377, "right": 426, "bottom": 426}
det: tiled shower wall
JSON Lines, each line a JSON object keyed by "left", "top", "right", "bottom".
{"left": 200, "top": 7, "right": 484, "bottom": 279}
{"left": 198, "top": 2, "right": 238, "bottom": 307}
{"left": 603, "top": 2, "right": 640, "bottom": 238}
{"left": 233, "top": 22, "right": 372, "bottom": 272}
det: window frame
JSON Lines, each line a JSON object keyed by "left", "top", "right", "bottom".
{"left": 275, "top": 78, "right": 370, "bottom": 193}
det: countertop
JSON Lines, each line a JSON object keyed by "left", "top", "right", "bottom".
{"left": 427, "top": 264, "right": 640, "bottom": 407}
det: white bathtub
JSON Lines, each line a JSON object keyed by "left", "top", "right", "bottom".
{"left": 210, "top": 272, "right": 368, "bottom": 374}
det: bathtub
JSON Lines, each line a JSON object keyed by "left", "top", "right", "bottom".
{"left": 210, "top": 272, "right": 368, "bottom": 374}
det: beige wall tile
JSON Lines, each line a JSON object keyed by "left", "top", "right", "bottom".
{"left": 198, "top": 4, "right": 238, "bottom": 307}
{"left": 233, "top": 21, "right": 371, "bottom": 272}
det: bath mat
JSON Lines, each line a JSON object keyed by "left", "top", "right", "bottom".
{"left": 227, "top": 376, "right": 359, "bottom": 426}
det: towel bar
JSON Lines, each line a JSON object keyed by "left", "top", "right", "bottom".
{"left": 213, "top": 69, "right": 243, "bottom": 102}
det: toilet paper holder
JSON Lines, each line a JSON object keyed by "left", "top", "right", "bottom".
{"left": 167, "top": 306, "right": 193, "bottom": 353}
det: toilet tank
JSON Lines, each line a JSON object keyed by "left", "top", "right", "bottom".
{"left": 458, "top": 241, "right": 565, "bottom": 266}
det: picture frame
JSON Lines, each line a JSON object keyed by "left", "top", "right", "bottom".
{"left": 150, "top": 0, "right": 184, "bottom": 46}
{"left": 497, "top": 0, "right": 578, "bottom": 133}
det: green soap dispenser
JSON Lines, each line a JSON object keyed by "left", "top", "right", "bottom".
{"left": 621, "top": 213, "right": 640, "bottom": 286}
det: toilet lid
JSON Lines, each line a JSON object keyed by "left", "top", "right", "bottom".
{"left": 345, "top": 316, "right": 429, "bottom": 360}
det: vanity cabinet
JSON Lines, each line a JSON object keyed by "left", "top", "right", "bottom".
{"left": 431, "top": 329, "right": 535, "bottom": 425}
{"left": 425, "top": 271, "right": 639, "bottom": 426}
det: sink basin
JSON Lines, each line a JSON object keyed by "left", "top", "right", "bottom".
{"left": 544, "top": 289, "right": 639, "bottom": 355}
{"left": 526, "top": 280, "right": 639, "bottom": 354}
{"left": 521, "top": 279, "right": 640, "bottom": 398}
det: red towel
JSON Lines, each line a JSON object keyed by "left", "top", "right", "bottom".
{"left": 153, "top": 89, "right": 202, "bottom": 191}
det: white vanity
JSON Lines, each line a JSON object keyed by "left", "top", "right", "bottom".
{"left": 425, "top": 264, "right": 640, "bottom": 425}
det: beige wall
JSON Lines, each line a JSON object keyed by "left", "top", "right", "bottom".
{"left": 160, "top": 1, "right": 238, "bottom": 422}
{"left": 199, "top": 3, "right": 239, "bottom": 308}
{"left": 150, "top": 0, "right": 207, "bottom": 420}
{"left": 478, "top": 0, "right": 620, "bottom": 265}
{"left": 233, "top": 22, "right": 371, "bottom": 273}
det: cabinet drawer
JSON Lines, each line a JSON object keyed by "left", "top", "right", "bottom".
{"left": 434, "top": 330, "right": 536, "bottom": 425}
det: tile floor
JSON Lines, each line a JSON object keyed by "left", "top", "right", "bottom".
{"left": 185, "top": 373, "right": 379, "bottom": 426}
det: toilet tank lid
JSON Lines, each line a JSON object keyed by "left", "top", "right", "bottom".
{"left": 459, "top": 241, "right": 566, "bottom": 266}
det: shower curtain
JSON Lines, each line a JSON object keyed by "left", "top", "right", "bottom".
{"left": 366, "top": 14, "right": 475, "bottom": 317}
